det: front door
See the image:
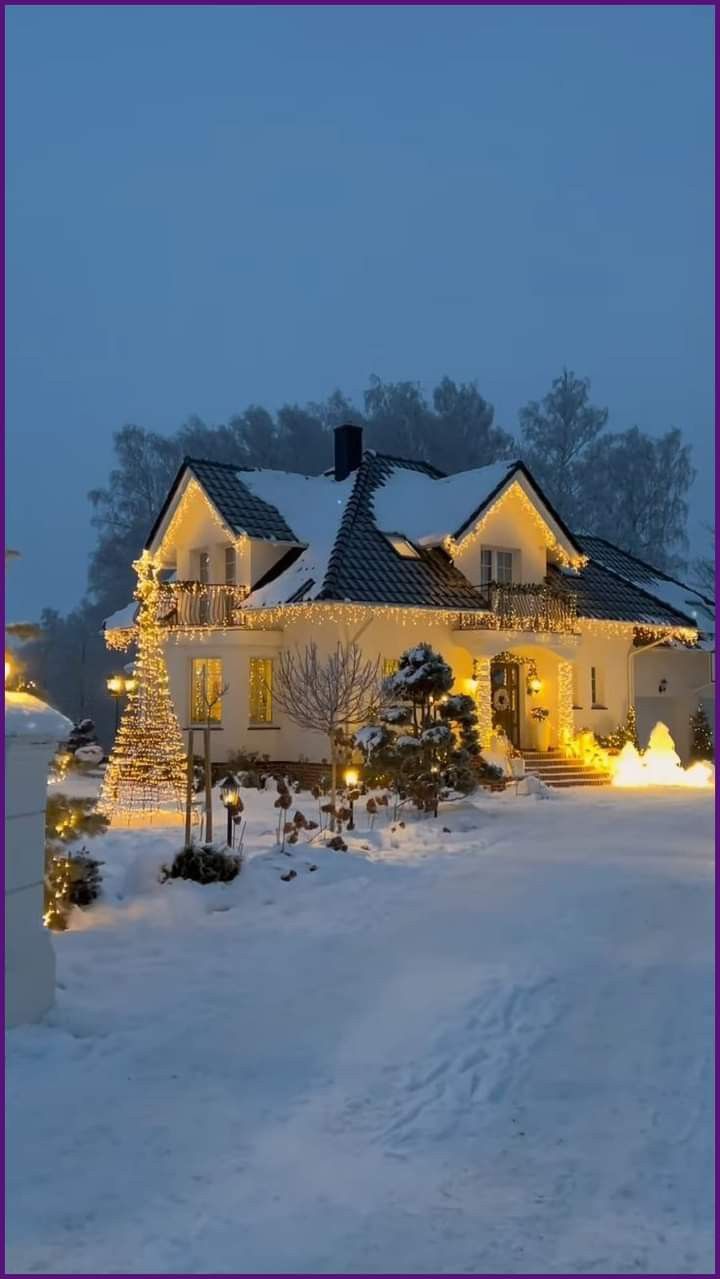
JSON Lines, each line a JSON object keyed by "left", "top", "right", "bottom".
{"left": 491, "top": 658, "right": 520, "bottom": 747}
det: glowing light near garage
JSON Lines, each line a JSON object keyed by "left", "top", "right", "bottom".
{"left": 611, "top": 722, "right": 714, "bottom": 789}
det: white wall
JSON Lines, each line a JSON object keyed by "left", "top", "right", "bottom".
{"left": 5, "top": 694, "right": 71, "bottom": 1028}
{"left": 635, "top": 647, "right": 714, "bottom": 759}
{"left": 164, "top": 629, "right": 283, "bottom": 763}
{"left": 570, "top": 627, "right": 634, "bottom": 738}
{"left": 161, "top": 614, "right": 709, "bottom": 765}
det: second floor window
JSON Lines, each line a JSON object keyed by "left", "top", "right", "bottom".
{"left": 249, "top": 657, "right": 273, "bottom": 724}
{"left": 191, "top": 658, "right": 224, "bottom": 724}
{"left": 480, "top": 548, "right": 514, "bottom": 587}
{"left": 225, "top": 545, "right": 237, "bottom": 584}
{"left": 198, "top": 550, "right": 210, "bottom": 583}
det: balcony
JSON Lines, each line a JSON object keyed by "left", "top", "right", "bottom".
{"left": 157, "top": 582, "right": 251, "bottom": 629}
{"left": 455, "top": 581, "right": 578, "bottom": 634}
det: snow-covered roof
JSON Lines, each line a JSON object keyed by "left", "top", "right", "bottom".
{"left": 576, "top": 537, "right": 713, "bottom": 635}
{"left": 102, "top": 449, "right": 704, "bottom": 635}
{"left": 5, "top": 692, "right": 72, "bottom": 742}
{"left": 371, "top": 461, "right": 515, "bottom": 545}
{"left": 244, "top": 471, "right": 355, "bottom": 608}
{"left": 103, "top": 601, "right": 138, "bottom": 631}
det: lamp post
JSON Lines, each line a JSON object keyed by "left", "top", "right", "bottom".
{"left": 220, "top": 773, "right": 241, "bottom": 847}
{"left": 106, "top": 673, "right": 138, "bottom": 734}
{"left": 343, "top": 767, "right": 359, "bottom": 830}
{"left": 106, "top": 675, "right": 124, "bottom": 732}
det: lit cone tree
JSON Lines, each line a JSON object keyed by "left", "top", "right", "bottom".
{"left": 99, "top": 552, "right": 187, "bottom": 821}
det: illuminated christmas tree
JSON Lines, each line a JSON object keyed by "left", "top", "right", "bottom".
{"left": 99, "top": 552, "right": 187, "bottom": 821}
{"left": 689, "top": 703, "right": 713, "bottom": 762}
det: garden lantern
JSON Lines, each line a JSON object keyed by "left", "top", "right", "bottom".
{"left": 220, "top": 773, "right": 241, "bottom": 846}
{"left": 343, "top": 767, "right": 359, "bottom": 829}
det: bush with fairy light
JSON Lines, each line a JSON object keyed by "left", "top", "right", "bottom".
{"left": 44, "top": 795, "right": 108, "bottom": 930}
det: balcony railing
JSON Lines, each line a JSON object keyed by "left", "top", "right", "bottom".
{"left": 455, "top": 581, "right": 577, "bottom": 634}
{"left": 157, "top": 582, "right": 250, "bottom": 628}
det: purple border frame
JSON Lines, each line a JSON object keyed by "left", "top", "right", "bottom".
{"left": 2, "top": 2, "right": 718, "bottom": 1276}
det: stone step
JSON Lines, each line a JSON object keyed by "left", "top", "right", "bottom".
{"left": 528, "top": 773, "right": 610, "bottom": 784}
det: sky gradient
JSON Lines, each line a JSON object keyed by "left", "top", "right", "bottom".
{"left": 6, "top": 4, "right": 714, "bottom": 619}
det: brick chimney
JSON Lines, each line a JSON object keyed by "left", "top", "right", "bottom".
{"left": 334, "top": 424, "right": 363, "bottom": 482}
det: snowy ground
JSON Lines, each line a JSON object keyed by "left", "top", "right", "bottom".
{"left": 6, "top": 782, "right": 715, "bottom": 1275}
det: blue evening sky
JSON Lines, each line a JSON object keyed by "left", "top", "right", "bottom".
{"left": 5, "top": 4, "right": 714, "bottom": 618}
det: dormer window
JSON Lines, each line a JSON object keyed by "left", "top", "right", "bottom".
{"left": 385, "top": 533, "right": 420, "bottom": 559}
{"left": 480, "top": 547, "right": 515, "bottom": 586}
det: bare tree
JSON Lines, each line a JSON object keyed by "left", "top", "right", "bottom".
{"left": 185, "top": 668, "right": 229, "bottom": 844}
{"left": 272, "top": 642, "right": 380, "bottom": 827}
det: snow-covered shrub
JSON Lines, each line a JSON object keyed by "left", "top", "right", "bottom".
{"left": 160, "top": 843, "right": 242, "bottom": 885}
{"left": 354, "top": 644, "right": 501, "bottom": 814}
{"left": 61, "top": 718, "right": 104, "bottom": 771}
{"left": 226, "top": 748, "right": 270, "bottom": 788}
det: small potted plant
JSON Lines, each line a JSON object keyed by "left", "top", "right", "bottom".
{"left": 530, "top": 706, "right": 551, "bottom": 752}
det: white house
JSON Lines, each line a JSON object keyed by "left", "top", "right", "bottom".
{"left": 104, "top": 425, "right": 713, "bottom": 770}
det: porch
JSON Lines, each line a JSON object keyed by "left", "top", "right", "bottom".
{"left": 461, "top": 632, "right": 579, "bottom": 754}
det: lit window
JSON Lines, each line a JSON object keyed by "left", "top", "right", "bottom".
{"left": 382, "top": 657, "right": 399, "bottom": 679}
{"left": 384, "top": 533, "right": 420, "bottom": 559}
{"left": 249, "top": 657, "right": 273, "bottom": 723}
{"left": 191, "top": 658, "right": 224, "bottom": 723}
{"left": 496, "top": 551, "right": 513, "bottom": 584}
{"left": 480, "top": 549, "right": 493, "bottom": 586}
{"left": 225, "top": 545, "right": 236, "bottom": 584}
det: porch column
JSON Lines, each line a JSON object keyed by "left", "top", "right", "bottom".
{"left": 557, "top": 660, "right": 574, "bottom": 749}
{"left": 474, "top": 657, "right": 492, "bottom": 748}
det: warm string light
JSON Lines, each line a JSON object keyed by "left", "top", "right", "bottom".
{"left": 557, "top": 660, "right": 575, "bottom": 747}
{"left": 154, "top": 476, "right": 249, "bottom": 566}
{"left": 580, "top": 619, "right": 697, "bottom": 644}
{"left": 472, "top": 657, "right": 493, "bottom": 748}
{"left": 99, "top": 551, "right": 187, "bottom": 822}
{"left": 442, "top": 481, "right": 588, "bottom": 571}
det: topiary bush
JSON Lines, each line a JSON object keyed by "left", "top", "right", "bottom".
{"left": 160, "top": 843, "right": 242, "bottom": 885}
{"left": 355, "top": 644, "right": 498, "bottom": 813}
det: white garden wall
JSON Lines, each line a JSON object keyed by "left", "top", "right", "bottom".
{"left": 5, "top": 692, "right": 72, "bottom": 1028}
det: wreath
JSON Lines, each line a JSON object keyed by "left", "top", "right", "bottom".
{"left": 493, "top": 687, "right": 511, "bottom": 711}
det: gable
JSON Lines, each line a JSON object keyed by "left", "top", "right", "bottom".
{"left": 370, "top": 460, "right": 585, "bottom": 570}
{"left": 148, "top": 472, "right": 240, "bottom": 567}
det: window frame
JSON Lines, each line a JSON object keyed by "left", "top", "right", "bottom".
{"left": 224, "top": 545, "right": 237, "bottom": 585}
{"left": 190, "top": 657, "right": 224, "bottom": 725}
{"left": 383, "top": 532, "right": 421, "bottom": 560}
{"left": 479, "top": 546, "right": 518, "bottom": 587}
{"left": 590, "top": 664, "right": 606, "bottom": 708}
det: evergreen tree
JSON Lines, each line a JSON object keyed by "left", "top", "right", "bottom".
{"left": 689, "top": 704, "right": 713, "bottom": 762}
{"left": 355, "top": 644, "right": 499, "bottom": 812}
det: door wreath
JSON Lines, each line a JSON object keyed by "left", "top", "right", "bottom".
{"left": 493, "top": 686, "right": 511, "bottom": 711}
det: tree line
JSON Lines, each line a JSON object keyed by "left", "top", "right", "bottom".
{"left": 18, "top": 369, "right": 703, "bottom": 743}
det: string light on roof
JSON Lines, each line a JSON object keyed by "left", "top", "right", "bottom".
{"left": 443, "top": 481, "right": 588, "bottom": 571}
